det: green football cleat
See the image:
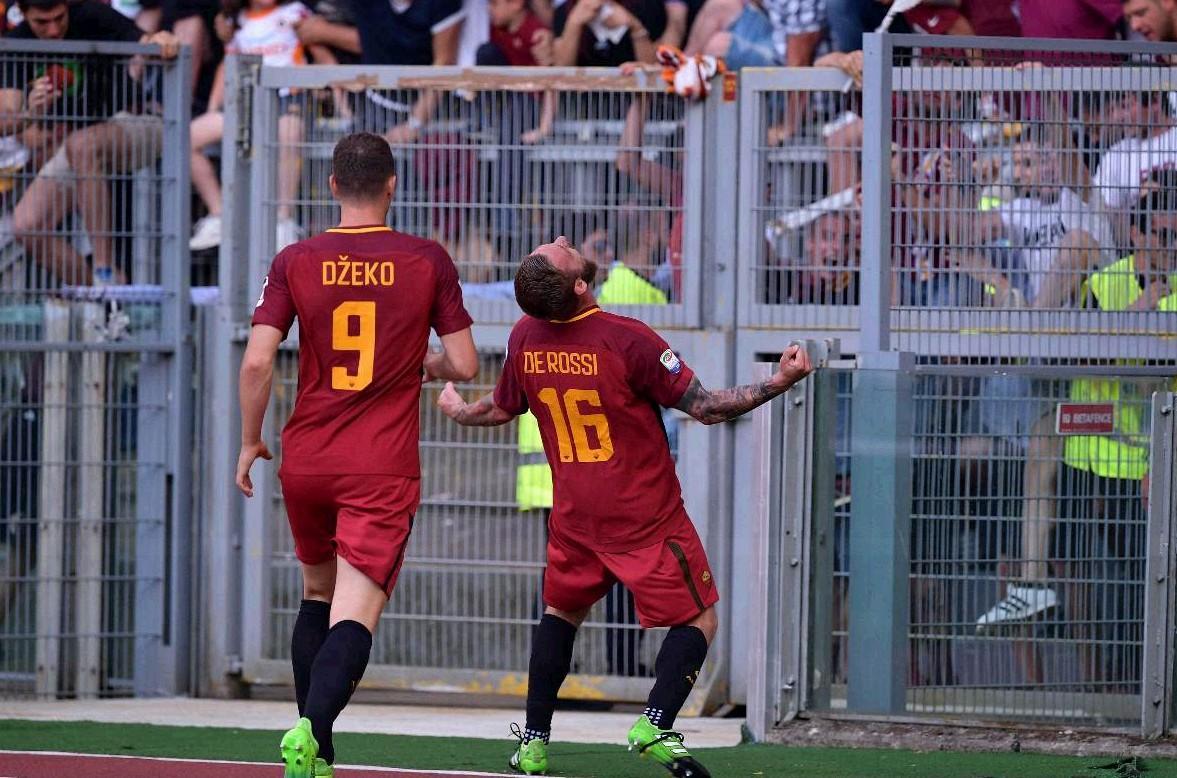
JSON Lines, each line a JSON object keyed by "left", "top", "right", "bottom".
{"left": 313, "top": 757, "right": 334, "bottom": 777}
{"left": 279, "top": 717, "right": 319, "bottom": 778}
{"left": 628, "top": 715, "right": 711, "bottom": 778}
{"left": 508, "top": 724, "right": 549, "bottom": 775}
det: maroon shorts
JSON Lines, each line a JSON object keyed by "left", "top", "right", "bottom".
{"left": 279, "top": 472, "right": 419, "bottom": 596}
{"left": 544, "top": 511, "right": 719, "bottom": 628}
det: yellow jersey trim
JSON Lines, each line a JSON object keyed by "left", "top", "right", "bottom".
{"left": 325, "top": 226, "right": 393, "bottom": 234}
{"left": 550, "top": 306, "right": 602, "bottom": 324}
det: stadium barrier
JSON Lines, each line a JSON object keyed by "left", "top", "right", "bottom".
{"left": 2, "top": 33, "right": 1175, "bottom": 741}
{"left": 206, "top": 59, "right": 733, "bottom": 707}
{"left": 0, "top": 39, "right": 193, "bottom": 699}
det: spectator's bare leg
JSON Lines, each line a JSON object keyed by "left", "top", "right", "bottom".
{"left": 276, "top": 113, "right": 303, "bottom": 222}
{"left": 769, "top": 32, "right": 825, "bottom": 145}
{"left": 173, "top": 15, "right": 208, "bottom": 87}
{"left": 1021, "top": 412, "right": 1060, "bottom": 583}
{"left": 12, "top": 174, "right": 85, "bottom": 284}
{"left": 684, "top": 0, "right": 743, "bottom": 56}
{"left": 701, "top": 33, "right": 732, "bottom": 60}
{"left": 68, "top": 122, "right": 140, "bottom": 279}
{"left": 825, "top": 116, "right": 863, "bottom": 193}
{"left": 190, "top": 111, "right": 225, "bottom": 216}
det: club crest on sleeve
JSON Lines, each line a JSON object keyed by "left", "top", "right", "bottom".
{"left": 255, "top": 276, "right": 269, "bottom": 309}
{"left": 659, "top": 348, "right": 682, "bottom": 374}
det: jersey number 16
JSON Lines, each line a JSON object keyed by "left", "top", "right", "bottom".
{"left": 537, "top": 387, "right": 614, "bottom": 463}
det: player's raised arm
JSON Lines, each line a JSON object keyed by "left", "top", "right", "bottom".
{"left": 674, "top": 343, "right": 814, "bottom": 425}
{"left": 236, "top": 324, "right": 284, "bottom": 496}
{"left": 437, "top": 383, "right": 516, "bottom": 427}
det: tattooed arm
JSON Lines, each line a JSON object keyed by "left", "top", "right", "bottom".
{"left": 674, "top": 344, "right": 814, "bottom": 425}
{"left": 438, "top": 382, "right": 515, "bottom": 427}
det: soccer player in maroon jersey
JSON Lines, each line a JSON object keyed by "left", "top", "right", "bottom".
{"left": 438, "top": 236, "right": 813, "bottom": 778}
{"left": 236, "top": 133, "right": 477, "bottom": 778}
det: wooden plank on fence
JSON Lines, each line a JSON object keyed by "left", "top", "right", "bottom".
{"left": 35, "top": 300, "right": 68, "bottom": 698}
{"left": 76, "top": 302, "right": 106, "bottom": 698}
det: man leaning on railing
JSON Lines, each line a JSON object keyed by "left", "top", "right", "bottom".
{"left": 0, "top": 0, "right": 178, "bottom": 287}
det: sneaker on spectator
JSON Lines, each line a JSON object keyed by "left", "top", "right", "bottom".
{"left": 91, "top": 265, "right": 116, "bottom": 286}
{"left": 975, "top": 584, "right": 1058, "bottom": 632}
{"left": 276, "top": 218, "right": 303, "bottom": 251}
{"left": 190, "top": 214, "right": 223, "bottom": 251}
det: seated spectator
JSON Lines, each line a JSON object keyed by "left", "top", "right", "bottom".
{"left": 785, "top": 208, "right": 860, "bottom": 305}
{"left": 1123, "top": 0, "right": 1177, "bottom": 41}
{"left": 684, "top": 0, "right": 776, "bottom": 68}
{"left": 1093, "top": 90, "right": 1177, "bottom": 214}
{"left": 0, "top": 0, "right": 179, "bottom": 285}
{"left": 950, "top": 130, "right": 1115, "bottom": 309}
{"left": 350, "top": 0, "right": 464, "bottom": 142}
{"left": 189, "top": 0, "right": 341, "bottom": 252}
{"left": 553, "top": 0, "right": 665, "bottom": 67}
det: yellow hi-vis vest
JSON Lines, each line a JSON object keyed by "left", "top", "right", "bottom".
{"left": 516, "top": 411, "right": 553, "bottom": 511}
{"left": 1063, "top": 255, "right": 1177, "bottom": 480}
{"left": 598, "top": 262, "right": 669, "bottom": 306}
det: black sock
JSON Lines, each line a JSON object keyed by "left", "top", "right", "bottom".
{"left": 291, "top": 599, "right": 331, "bottom": 716}
{"left": 524, "top": 614, "right": 578, "bottom": 742}
{"left": 645, "top": 626, "right": 709, "bottom": 729}
{"left": 304, "top": 620, "right": 372, "bottom": 764}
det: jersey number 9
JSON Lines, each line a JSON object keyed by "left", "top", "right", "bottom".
{"left": 537, "top": 387, "right": 614, "bottom": 463}
{"left": 332, "top": 301, "right": 375, "bottom": 391}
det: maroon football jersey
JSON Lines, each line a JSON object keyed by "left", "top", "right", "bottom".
{"left": 252, "top": 225, "right": 472, "bottom": 477}
{"left": 495, "top": 307, "right": 695, "bottom": 552}
{"left": 489, "top": 13, "right": 549, "bottom": 67}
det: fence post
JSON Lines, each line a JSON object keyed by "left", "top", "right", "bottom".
{"left": 75, "top": 303, "right": 106, "bottom": 697}
{"left": 746, "top": 364, "right": 783, "bottom": 739}
{"left": 807, "top": 353, "right": 840, "bottom": 710}
{"left": 847, "top": 350, "right": 913, "bottom": 713}
{"left": 197, "top": 54, "right": 258, "bottom": 697}
{"left": 860, "top": 33, "right": 893, "bottom": 353}
{"left": 1142, "top": 391, "right": 1177, "bottom": 737}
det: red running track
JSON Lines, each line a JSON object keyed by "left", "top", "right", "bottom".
{"left": 0, "top": 751, "right": 507, "bottom": 777}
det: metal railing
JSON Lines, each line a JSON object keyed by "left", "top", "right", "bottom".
{"left": 747, "top": 365, "right": 1174, "bottom": 736}
{"left": 0, "top": 39, "right": 192, "bottom": 699}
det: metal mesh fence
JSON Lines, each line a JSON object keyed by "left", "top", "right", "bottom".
{"left": 257, "top": 349, "right": 675, "bottom": 686}
{"left": 230, "top": 67, "right": 697, "bottom": 328}
{"left": 882, "top": 38, "right": 1177, "bottom": 360}
{"left": 739, "top": 69, "right": 863, "bottom": 333}
{"left": 0, "top": 41, "right": 189, "bottom": 700}
{"left": 0, "top": 343, "right": 165, "bottom": 699}
{"left": 0, "top": 42, "right": 186, "bottom": 347}
{"left": 819, "top": 365, "right": 1166, "bottom": 725}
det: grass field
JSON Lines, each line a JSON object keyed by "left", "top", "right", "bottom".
{"left": 1, "top": 720, "right": 1176, "bottom": 777}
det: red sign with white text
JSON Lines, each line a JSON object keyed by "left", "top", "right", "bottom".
{"left": 1056, "top": 403, "right": 1115, "bottom": 435}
